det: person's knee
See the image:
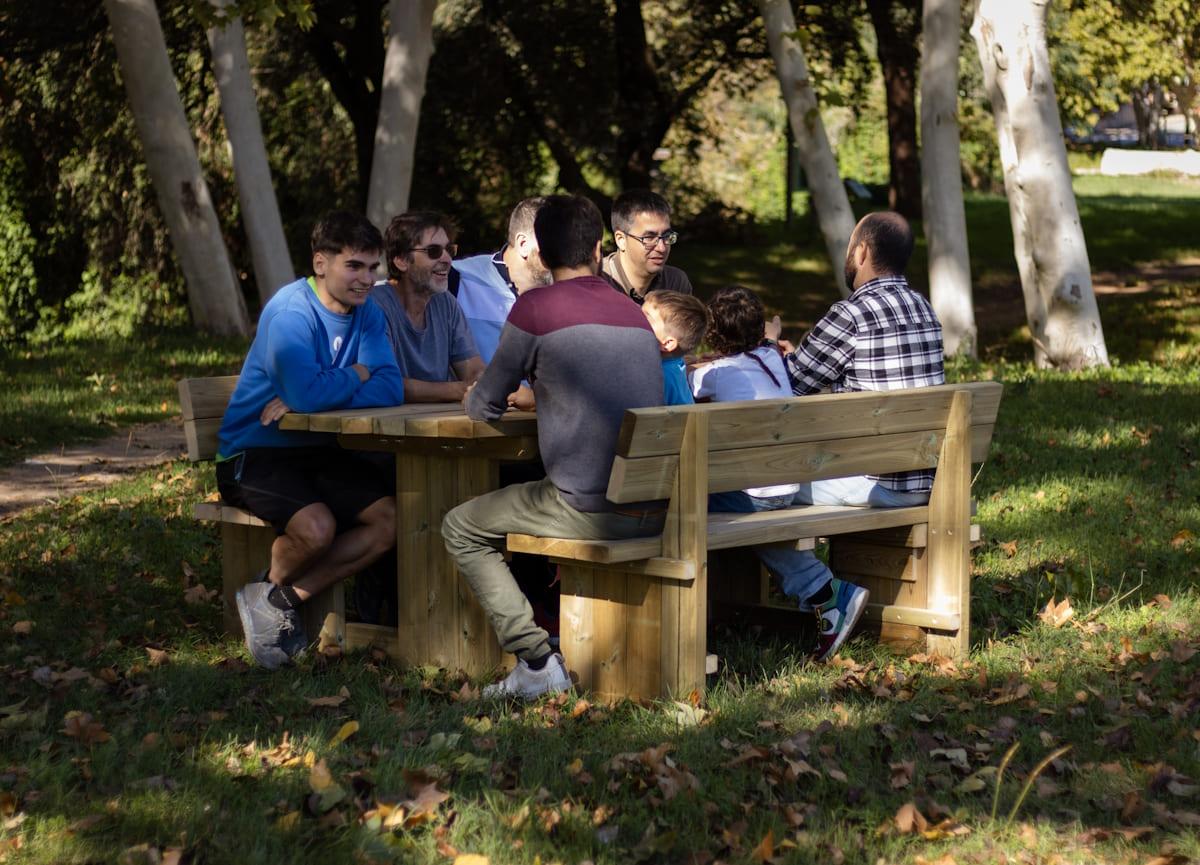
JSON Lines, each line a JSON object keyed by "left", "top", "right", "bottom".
{"left": 286, "top": 505, "right": 337, "bottom": 554}
{"left": 364, "top": 496, "right": 396, "bottom": 550}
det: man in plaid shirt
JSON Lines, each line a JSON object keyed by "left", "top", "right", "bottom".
{"left": 765, "top": 211, "right": 944, "bottom": 660}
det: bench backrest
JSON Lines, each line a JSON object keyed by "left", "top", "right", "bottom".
{"left": 607, "top": 381, "right": 1003, "bottom": 504}
{"left": 178, "top": 376, "right": 239, "bottom": 462}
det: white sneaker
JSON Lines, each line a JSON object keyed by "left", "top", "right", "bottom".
{"left": 483, "top": 653, "right": 571, "bottom": 699}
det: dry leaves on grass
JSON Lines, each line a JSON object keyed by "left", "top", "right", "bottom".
{"left": 1038, "top": 597, "right": 1074, "bottom": 628}
{"left": 607, "top": 744, "right": 701, "bottom": 801}
{"left": 61, "top": 711, "right": 110, "bottom": 745}
{"left": 182, "top": 583, "right": 216, "bottom": 605}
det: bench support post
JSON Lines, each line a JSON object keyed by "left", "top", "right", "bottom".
{"left": 924, "top": 389, "right": 973, "bottom": 657}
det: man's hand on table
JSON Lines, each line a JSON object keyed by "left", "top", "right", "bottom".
{"left": 260, "top": 397, "right": 291, "bottom": 426}
{"left": 506, "top": 385, "right": 536, "bottom": 411}
{"left": 461, "top": 380, "right": 476, "bottom": 409}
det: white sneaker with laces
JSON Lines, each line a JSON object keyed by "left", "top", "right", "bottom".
{"left": 483, "top": 653, "right": 571, "bottom": 699}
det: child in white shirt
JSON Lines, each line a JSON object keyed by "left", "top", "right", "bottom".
{"left": 692, "top": 285, "right": 869, "bottom": 662}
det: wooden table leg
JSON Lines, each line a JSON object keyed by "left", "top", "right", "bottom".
{"left": 395, "top": 451, "right": 506, "bottom": 674}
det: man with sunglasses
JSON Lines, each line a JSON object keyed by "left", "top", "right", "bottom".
{"left": 369, "top": 211, "right": 484, "bottom": 403}
{"left": 601, "top": 189, "right": 693, "bottom": 305}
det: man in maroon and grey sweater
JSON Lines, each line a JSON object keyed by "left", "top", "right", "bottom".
{"left": 443, "top": 194, "right": 665, "bottom": 699}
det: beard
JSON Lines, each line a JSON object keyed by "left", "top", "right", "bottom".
{"left": 843, "top": 255, "right": 857, "bottom": 290}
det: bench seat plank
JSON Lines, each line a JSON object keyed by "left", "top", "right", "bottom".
{"left": 194, "top": 501, "right": 271, "bottom": 527}
{"left": 507, "top": 503, "right": 930, "bottom": 565}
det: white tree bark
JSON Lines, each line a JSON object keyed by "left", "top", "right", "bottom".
{"left": 366, "top": 0, "right": 437, "bottom": 231}
{"left": 760, "top": 0, "right": 856, "bottom": 298}
{"left": 103, "top": 0, "right": 249, "bottom": 337}
{"left": 921, "top": 0, "right": 976, "bottom": 358}
{"left": 208, "top": 1, "right": 295, "bottom": 305}
{"left": 972, "top": 0, "right": 1110, "bottom": 368}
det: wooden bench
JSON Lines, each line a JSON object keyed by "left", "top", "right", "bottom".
{"left": 177, "top": 376, "right": 345, "bottom": 649}
{"left": 507, "top": 381, "right": 1002, "bottom": 702}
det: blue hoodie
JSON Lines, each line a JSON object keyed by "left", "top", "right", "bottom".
{"left": 218, "top": 277, "right": 405, "bottom": 455}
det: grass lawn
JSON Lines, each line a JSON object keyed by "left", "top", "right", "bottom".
{"left": 0, "top": 174, "right": 1198, "bottom": 864}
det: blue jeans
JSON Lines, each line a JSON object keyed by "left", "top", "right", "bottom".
{"left": 709, "top": 476, "right": 930, "bottom": 609}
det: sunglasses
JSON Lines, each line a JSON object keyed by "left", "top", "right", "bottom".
{"left": 410, "top": 243, "right": 458, "bottom": 259}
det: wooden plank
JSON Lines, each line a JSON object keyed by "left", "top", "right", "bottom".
{"left": 830, "top": 539, "right": 921, "bottom": 583}
{"left": 836, "top": 522, "right": 981, "bottom": 549}
{"left": 185, "top": 417, "right": 224, "bottom": 462}
{"left": 422, "top": 453, "right": 458, "bottom": 669}
{"left": 625, "top": 572, "right": 663, "bottom": 701}
{"left": 219, "top": 522, "right": 273, "bottom": 637}
{"left": 924, "top": 390, "right": 973, "bottom": 658}
{"left": 608, "top": 427, "right": 992, "bottom": 502}
{"left": 455, "top": 455, "right": 505, "bottom": 674}
{"left": 178, "top": 376, "right": 239, "bottom": 422}
{"left": 590, "top": 566, "right": 628, "bottom": 701}
{"left": 559, "top": 564, "right": 596, "bottom": 693}
{"left": 344, "top": 622, "right": 399, "bottom": 654}
{"left": 394, "top": 451, "right": 428, "bottom": 667}
{"left": 194, "top": 501, "right": 271, "bottom": 527}
{"left": 661, "top": 412, "right": 708, "bottom": 700}
{"left": 616, "top": 382, "right": 1003, "bottom": 457}
{"left": 505, "top": 505, "right": 929, "bottom": 567}
{"left": 861, "top": 602, "right": 961, "bottom": 631}
{"left": 544, "top": 554, "right": 694, "bottom": 583}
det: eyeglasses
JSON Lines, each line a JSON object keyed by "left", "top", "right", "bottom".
{"left": 410, "top": 243, "right": 458, "bottom": 259}
{"left": 622, "top": 230, "right": 679, "bottom": 250}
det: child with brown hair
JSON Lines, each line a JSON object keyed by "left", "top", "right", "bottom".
{"left": 641, "top": 290, "right": 710, "bottom": 405}
{"left": 691, "top": 285, "right": 869, "bottom": 662}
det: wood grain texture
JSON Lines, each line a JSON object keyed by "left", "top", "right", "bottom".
{"left": 924, "top": 390, "right": 973, "bottom": 657}
{"left": 178, "top": 376, "right": 239, "bottom": 421}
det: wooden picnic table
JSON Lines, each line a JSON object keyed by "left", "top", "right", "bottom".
{"left": 279, "top": 402, "right": 538, "bottom": 674}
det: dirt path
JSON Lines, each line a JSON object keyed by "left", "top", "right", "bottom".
{"left": 0, "top": 422, "right": 185, "bottom": 519}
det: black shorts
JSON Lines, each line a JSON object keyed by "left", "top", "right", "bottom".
{"left": 216, "top": 447, "right": 391, "bottom": 535}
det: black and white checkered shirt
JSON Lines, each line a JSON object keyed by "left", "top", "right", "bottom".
{"left": 785, "top": 275, "right": 945, "bottom": 492}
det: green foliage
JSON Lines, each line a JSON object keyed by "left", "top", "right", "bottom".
{"left": 0, "top": 149, "right": 39, "bottom": 342}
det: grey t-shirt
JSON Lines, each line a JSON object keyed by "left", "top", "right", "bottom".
{"left": 368, "top": 284, "right": 479, "bottom": 382}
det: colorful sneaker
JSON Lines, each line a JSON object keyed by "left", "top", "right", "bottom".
{"left": 812, "top": 579, "right": 869, "bottom": 662}
{"left": 482, "top": 652, "right": 570, "bottom": 699}
{"left": 235, "top": 581, "right": 307, "bottom": 670}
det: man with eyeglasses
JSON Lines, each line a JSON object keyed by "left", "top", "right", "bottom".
{"left": 369, "top": 211, "right": 484, "bottom": 403}
{"left": 601, "top": 189, "right": 693, "bottom": 305}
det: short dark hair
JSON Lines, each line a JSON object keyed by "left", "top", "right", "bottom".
{"left": 534, "top": 194, "right": 604, "bottom": 270}
{"left": 855, "top": 211, "right": 914, "bottom": 276}
{"left": 644, "top": 291, "right": 710, "bottom": 353}
{"left": 611, "top": 189, "right": 671, "bottom": 235}
{"left": 507, "top": 197, "right": 546, "bottom": 247}
{"left": 384, "top": 211, "right": 457, "bottom": 280}
{"left": 706, "top": 285, "right": 767, "bottom": 356}
{"left": 311, "top": 211, "right": 383, "bottom": 257}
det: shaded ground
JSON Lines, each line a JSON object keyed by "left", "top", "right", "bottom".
{"left": 0, "top": 421, "right": 184, "bottom": 518}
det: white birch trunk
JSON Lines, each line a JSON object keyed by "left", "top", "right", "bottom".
{"left": 366, "top": 0, "right": 437, "bottom": 230}
{"left": 103, "top": 0, "right": 249, "bottom": 337}
{"left": 921, "top": 0, "right": 976, "bottom": 358}
{"left": 208, "top": 1, "right": 295, "bottom": 304}
{"left": 760, "top": 0, "right": 856, "bottom": 298}
{"left": 972, "top": 0, "right": 1109, "bottom": 368}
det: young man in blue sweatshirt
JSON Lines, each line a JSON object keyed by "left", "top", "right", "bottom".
{"left": 216, "top": 211, "right": 406, "bottom": 669}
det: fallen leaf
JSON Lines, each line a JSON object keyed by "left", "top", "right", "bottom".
{"left": 12, "top": 621, "right": 32, "bottom": 636}
{"left": 890, "top": 761, "right": 914, "bottom": 789}
{"left": 998, "top": 540, "right": 1018, "bottom": 558}
{"left": 453, "top": 856, "right": 490, "bottom": 865}
{"left": 146, "top": 648, "right": 169, "bottom": 666}
{"left": 895, "top": 802, "right": 928, "bottom": 834}
{"left": 329, "top": 720, "right": 359, "bottom": 746}
{"left": 1169, "top": 530, "right": 1193, "bottom": 549}
{"left": 276, "top": 810, "right": 301, "bottom": 831}
{"left": 62, "top": 711, "right": 111, "bottom": 745}
{"left": 1038, "top": 597, "right": 1074, "bottom": 628}
{"left": 749, "top": 829, "right": 774, "bottom": 864}
{"left": 182, "top": 583, "right": 215, "bottom": 605}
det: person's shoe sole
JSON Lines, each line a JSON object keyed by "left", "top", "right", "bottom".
{"left": 235, "top": 587, "right": 285, "bottom": 671}
{"left": 815, "top": 587, "right": 869, "bottom": 662}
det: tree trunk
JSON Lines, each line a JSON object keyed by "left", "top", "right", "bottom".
{"left": 103, "top": 0, "right": 249, "bottom": 336}
{"left": 366, "top": 0, "right": 436, "bottom": 230}
{"left": 920, "top": 0, "right": 975, "bottom": 357}
{"left": 760, "top": 0, "right": 856, "bottom": 298}
{"left": 972, "top": 0, "right": 1109, "bottom": 369}
{"left": 864, "top": 0, "right": 922, "bottom": 219}
{"left": 208, "top": 1, "right": 295, "bottom": 305}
